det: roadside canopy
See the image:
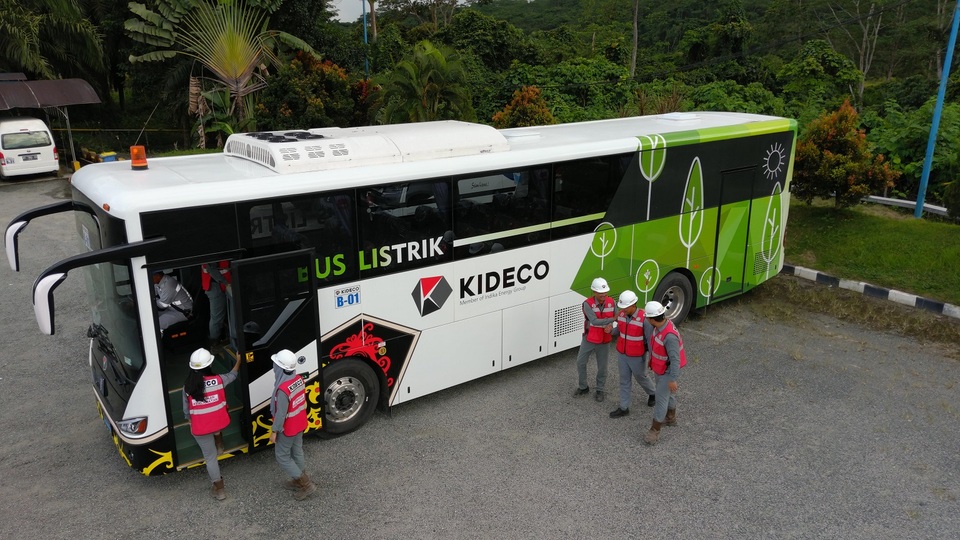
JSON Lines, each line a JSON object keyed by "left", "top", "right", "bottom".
{"left": 0, "top": 74, "right": 102, "bottom": 168}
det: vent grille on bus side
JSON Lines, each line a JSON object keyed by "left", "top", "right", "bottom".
{"left": 754, "top": 251, "right": 771, "bottom": 275}
{"left": 554, "top": 304, "right": 583, "bottom": 338}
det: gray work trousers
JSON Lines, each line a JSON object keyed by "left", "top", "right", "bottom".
{"left": 193, "top": 432, "right": 221, "bottom": 482}
{"left": 576, "top": 337, "right": 609, "bottom": 390}
{"left": 275, "top": 431, "right": 305, "bottom": 479}
{"left": 653, "top": 372, "right": 678, "bottom": 422}
{"left": 617, "top": 353, "right": 656, "bottom": 409}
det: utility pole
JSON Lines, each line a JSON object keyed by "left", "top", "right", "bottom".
{"left": 916, "top": 0, "right": 960, "bottom": 218}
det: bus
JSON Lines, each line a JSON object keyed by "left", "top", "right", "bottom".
{"left": 5, "top": 112, "right": 796, "bottom": 475}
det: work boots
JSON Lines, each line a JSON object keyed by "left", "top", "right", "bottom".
{"left": 294, "top": 472, "right": 318, "bottom": 501}
{"left": 664, "top": 408, "right": 677, "bottom": 426}
{"left": 643, "top": 420, "right": 663, "bottom": 445}
{"left": 211, "top": 478, "right": 226, "bottom": 501}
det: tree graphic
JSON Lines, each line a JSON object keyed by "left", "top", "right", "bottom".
{"left": 638, "top": 134, "right": 666, "bottom": 220}
{"left": 635, "top": 259, "right": 660, "bottom": 303}
{"left": 761, "top": 183, "right": 783, "bottom": 280}
{"left": 590, "top": 222, "right": 616, "bottom": 271}
{"left": 679, "top": 157, "right": 704, "bottom": 267}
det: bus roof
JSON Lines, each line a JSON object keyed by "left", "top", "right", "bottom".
{"left": 71, "top": 111, "right": 788, "bottom": 221}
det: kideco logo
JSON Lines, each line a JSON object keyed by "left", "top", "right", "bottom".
{"left": 411, "top": 276, "right": 452, "bottom": 316}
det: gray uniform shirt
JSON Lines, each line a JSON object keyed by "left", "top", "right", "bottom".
{"left": 155, "top": 275, "right": 193, "bottom": 311}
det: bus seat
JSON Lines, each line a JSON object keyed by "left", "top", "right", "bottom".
{"left": 162, "top": 286, "right": 210, "bottom": 353}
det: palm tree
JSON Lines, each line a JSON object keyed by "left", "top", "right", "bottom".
{"left": 125, "top": 0, "right": 314, "bottom": 122}
{"left": 0, "top": 0, "right": 103, "bottom": 79}
{"left": 373, "top": 40, "right": 475, "bottom": 124}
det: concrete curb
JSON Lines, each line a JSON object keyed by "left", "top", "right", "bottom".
{"left": 781, "top": 264, "right": 960, "bottom": 320}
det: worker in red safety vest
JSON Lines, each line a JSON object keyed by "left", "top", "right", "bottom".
{"left": 270, "top": 349, "right": 317, "bottom": 501}
{"left": 574, "top": 277, "right": 617, "bottom": 402}
{"left": 608, "top": 290, "right": 657, "bottom": 418}
{"left": 183, "top": 347, "right": 241, "bottom": 500}
{"left": 201, "top": 261, "right": 233, "bottom": 348}
{"left": 644, "top": 301, "right": 687, "bottom": 445}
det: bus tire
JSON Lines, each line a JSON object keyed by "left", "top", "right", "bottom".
{"left": 653, "top": 272, "right": 694, "bottom": 324}
{"left": 320, "top": 359, "right": 380, "bottom": 437}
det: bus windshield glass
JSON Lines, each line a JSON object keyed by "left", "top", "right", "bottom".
{"left": 76, "top": 210, "right": 146, "bottom": 381}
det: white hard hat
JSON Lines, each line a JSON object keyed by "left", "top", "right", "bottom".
{"left": 617, "top": 290, "right": 639, "bottom": 309}
{"left": 271, "top": 349, "right": 298, "bottom": 371}
{"left": 644, "top": 301, "right": 667, "bottom": 318}
{"left": 590, "top": 277, "right": 610, "bottom": 293}
{"left": 189, "top": 348, "right": 215, "bottom": 370}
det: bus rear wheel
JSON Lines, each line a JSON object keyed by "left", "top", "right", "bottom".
{"left": 321, "top": 359, "right": 380, "bottom": 436}
{"left": 653, "top": 272, "right": 694, "bottom": 324}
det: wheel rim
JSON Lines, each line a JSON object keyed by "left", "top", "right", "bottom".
{"left": 660, "top": 284, "right": 687, "bottom": 320}
{"left": 324, "top": 376, "right": 366, "bottom": 424}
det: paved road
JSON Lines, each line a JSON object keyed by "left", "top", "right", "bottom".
{"left": 1, "top": 178, "right": 958, "bottom": 539}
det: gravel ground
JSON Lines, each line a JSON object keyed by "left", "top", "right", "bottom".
{"left": 1, "top": 177, "right": 958, "bottom": 539}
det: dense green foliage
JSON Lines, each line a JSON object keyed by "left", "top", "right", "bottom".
{"left": 5, "top": 0, "right": 960, "bottom": 216}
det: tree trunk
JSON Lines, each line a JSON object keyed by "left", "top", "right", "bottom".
{"left": 367, "top": 0, "right": 378, "bottom": 44}
{"left": 630, "top": 0, "right": 639, "bottom": 78}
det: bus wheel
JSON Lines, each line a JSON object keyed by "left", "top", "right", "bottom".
{"left": 653, "top": 273, "right": 694, "bottom": 323}
{"left": 322, "top": 359, "right": 380, "bottom": 436}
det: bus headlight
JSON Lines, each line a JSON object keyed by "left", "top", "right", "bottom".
{"left": 116, "top": 417, "right": 148, "bottom": 435}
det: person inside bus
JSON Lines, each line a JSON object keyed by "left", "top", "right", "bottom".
{"left": 270, "top": 349, "right": 317, "bottom": 501}
{"left": 182, "top": 348, "right": 241, "bottom": 501}
{"left": 152, "top": 271, "right": 193, "bottom": 334}
{"left": 201, "top": 261, "right": 233, "bottom": 348}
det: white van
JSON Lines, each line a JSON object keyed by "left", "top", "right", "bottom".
{"left": 0, "top": 117, "right": 59, "bottom": 179}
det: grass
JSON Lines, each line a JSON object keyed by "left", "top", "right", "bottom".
{"left": 785, "top": 200, "right": 960, "bottom": 306}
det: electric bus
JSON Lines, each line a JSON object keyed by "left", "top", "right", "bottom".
{"left": 4, "top": 112, "right": 796, "bottom": 475}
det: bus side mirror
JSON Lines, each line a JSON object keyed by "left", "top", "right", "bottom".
{"left": 34, "top": 272, "right": 67, "bottom": 335}
{"left": 5, "top": 220, "right": 27, "bottom": 271}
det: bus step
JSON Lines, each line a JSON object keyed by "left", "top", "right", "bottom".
{"left": 176, "top": 443, "right": 249, "bottom": 471}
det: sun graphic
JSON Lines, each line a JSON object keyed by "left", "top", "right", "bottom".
{"left": 763, "top": 142, "right": 786, "bottom": 180}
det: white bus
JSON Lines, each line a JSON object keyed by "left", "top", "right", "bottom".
{"left": 5, "top": 112, "right": 796, "bottom": 475}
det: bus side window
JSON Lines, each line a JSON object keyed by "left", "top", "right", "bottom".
{"left": 453, "top": 167, "right": 550, "bottom": 256}
{"left": 357, "top": 179, "right": 452, "bottom": 278}
{"left": 241, "top": 192, "right": 359, "bottom": 286}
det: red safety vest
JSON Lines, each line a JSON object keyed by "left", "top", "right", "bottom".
{"left": 649, "top": 320, "right": 687, "bottom": 375}
{"left": 201, "top": 261, "right": 232, "bottom": 292}
{"left": 187, "top": 375, "right": 230, "bottom": 436}
{"left": 615, "top": 310, "right": 646, "bottom": 357}
{"left": 584, "top": 296, "right": 615, "bottom": 344}
{"left": 275, "top": 376, "right": 308, "bottom": 436}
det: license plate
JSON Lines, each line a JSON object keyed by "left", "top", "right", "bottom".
{"left": 22, "top": 154, "right": 38, "bottom": 161}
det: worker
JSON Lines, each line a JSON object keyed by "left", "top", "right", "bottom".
{"left": 644, "top": 301, "right": 687, "bottom": 445}
{"left": 574, "top": 277, "right": 617, "bottom": 402}
{"left": 608, "top": 290, "right": 656, "bottom": 418}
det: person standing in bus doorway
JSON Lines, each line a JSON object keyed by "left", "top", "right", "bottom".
{"left": 574, "top": 277, "right": 616, "bottom": 402}
{"left": 608, "top": 290, "right": 656, "bottom": 419}
{"left": 270, "top": 349, "right": 317, "bottom": 501}
{"left": 643, "top": 301, "right": 686, "bottom": 445}
{"left": 153, "top": 271, "right": 193, "bottom": 334}
{"left": 183, "top": 348, "right": 242, "bottom": 501}
{"left": 201, "top": 261, "right": 233, "bottom": 348}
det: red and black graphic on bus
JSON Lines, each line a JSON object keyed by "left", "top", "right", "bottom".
{"left": 320, "top": 315, "right": 420, "bottom": 389}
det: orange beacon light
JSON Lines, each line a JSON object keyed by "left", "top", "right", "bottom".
{"left": 130, "top": 145, "right": 148, "bottom": 170}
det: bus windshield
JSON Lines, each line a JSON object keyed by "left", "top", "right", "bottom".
{"left": 76, "top": 211, "right": 145, "bottom": 382}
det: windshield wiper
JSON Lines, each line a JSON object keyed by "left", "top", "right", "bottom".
{"left": 87, "top": 323, "right": 134, "bottom": 386}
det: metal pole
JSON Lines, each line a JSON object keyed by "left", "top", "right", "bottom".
{"left": 916, "top": 0, "right": 960, "bottom": 218}
{"left": 362, "top": 0, "right": 370, "bottom": 79}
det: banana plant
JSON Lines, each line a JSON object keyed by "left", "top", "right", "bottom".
{"left": 126, "top": 0, "right": 315, "bottom": 123}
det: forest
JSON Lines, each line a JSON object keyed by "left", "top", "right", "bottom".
{"left": 3, "top": 0, "right": 960, "bottom": 214}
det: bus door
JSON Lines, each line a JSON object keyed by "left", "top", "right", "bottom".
{"left": 710, "top": 167, "right": 757, "bottom": 301}
{"left": 230, "top": 249, "right": 322, "bottom": 446}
